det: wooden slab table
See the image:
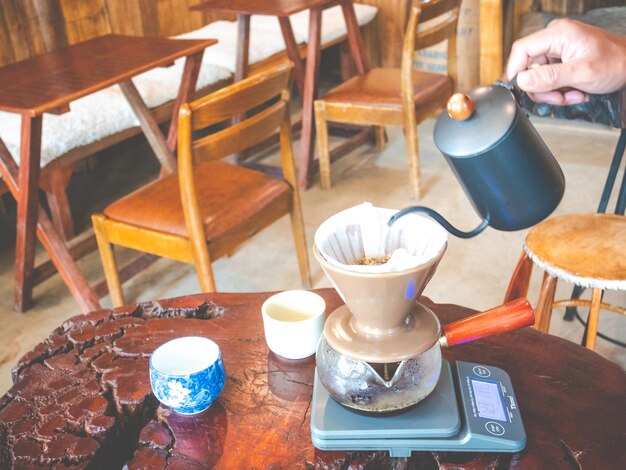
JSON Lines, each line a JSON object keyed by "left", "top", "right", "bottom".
{"left": 1, "top": 288, "right": 624, "bottom": 468}
{"left": 0, "top": 34, "right": 217, "bottom": 313}
{"left": 192, "top": 0, "right": 371, "bottom": 189}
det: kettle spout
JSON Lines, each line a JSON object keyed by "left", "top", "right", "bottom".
{"left": 388, "top": 206, "right": 490, "bottom": 239}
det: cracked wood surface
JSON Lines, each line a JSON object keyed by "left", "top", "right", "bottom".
{"left": 0, "top": 289, "right": 624, "bottom": 468}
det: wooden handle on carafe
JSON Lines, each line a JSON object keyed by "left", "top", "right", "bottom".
{"left": 441, "top": 298, "right": 535, "bottom": 347}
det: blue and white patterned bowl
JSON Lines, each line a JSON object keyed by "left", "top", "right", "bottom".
{"left": 149, "top": 336, "right": 226, "bottom": 415}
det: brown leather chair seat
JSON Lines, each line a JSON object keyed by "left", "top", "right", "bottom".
{"left": 104, "top": 161, "right": 291, "bottom": 241}
{"left": 322, "top": 68, "right": 453, "bottom": 108}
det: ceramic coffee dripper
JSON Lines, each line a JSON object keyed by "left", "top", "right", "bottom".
{"left": 313, "top": 244, "right": 446, "bottom": 363}
{"left": 314, "top": 245, "right": 535, "bottom": 413}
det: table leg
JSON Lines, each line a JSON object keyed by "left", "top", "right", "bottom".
{"left": 120, "top": 51, "right": 202, "bottom": 175}
{"left": 120, "top": 81, "right": 177, "bottom": 174}
{"left": 297, "top": 7, "right": 323, "bottom": 190}
{"left": 278, "top": 16, "right": 305, "bottom": 97}
{"left": 40, "top": 161, "right": 75, "bottom": 241}
{"left": 340, "top": 0, "right": 369, "bottom": 74}
{"left": 13, "top": 115, "right": 42, "bottom": 312}
{"left": 0, "top": 137, "right": 100, "bottom": 313}
{"left": 235, "top": 14, "right": 251, "bottom": 82}
{"left": 166, "top": 51, "right": 203, "bottom": 151}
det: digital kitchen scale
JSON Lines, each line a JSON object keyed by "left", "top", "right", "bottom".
{"left": 311, "top": 361, "right": 526, "bottom": 457}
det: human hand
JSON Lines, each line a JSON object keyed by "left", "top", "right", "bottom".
{"left": 506, "top": 19, "right": 626, "bottom": 105}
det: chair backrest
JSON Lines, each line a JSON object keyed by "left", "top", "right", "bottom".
{"left": 178, "top": 62, "right": 293, "bottom": 166}
{"left": 176, "top": 63, "right": 296, "bottom": 238}
{"left": 401, "top": 0, "right": 461, "bottom": 100}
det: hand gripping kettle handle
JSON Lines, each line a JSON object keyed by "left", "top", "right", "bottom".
{"left": 441, "top": 298, "right": 535, "bottom": 347}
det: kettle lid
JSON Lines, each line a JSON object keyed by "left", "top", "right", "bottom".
{"left": 434, "top": 84, "right": 517, "bottom": 157}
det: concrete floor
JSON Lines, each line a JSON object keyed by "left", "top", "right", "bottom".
{"left": 0, "top": 116, "right": 624, "bottom": 395}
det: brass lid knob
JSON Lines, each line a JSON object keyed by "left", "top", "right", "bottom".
{"left": 447, "top": 93, "right": 474, "bottom": 121}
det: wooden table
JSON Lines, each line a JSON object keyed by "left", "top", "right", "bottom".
{"left": 0, "top": 34, "right": 217, "bottom": 313}
{"left": 1, "top": 289, "right": 624, "bottom": 468}
{"left": 192, "top": 0, "right": 371, "bottom": 189}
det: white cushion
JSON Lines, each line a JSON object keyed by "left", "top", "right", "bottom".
{"left": 0, "top": 59, "right": 231, "bottom": 168}
{"left": 291, "top": 4, "right": 378, "bottom": 45}
{"left": 0, "top": 3, "right": 378, "bottom": 168}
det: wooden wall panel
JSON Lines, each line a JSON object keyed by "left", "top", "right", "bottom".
{"left": 59, "top": 0, "right": 111, "bottom": 44}
{"left": 105, "top": 0, "right": 159, "bottom": 36}
{"left": 357, "top": 0, "right": 409, "bottom": 68}
{"left": 104, "top": 0, "right": 233, "bottom": 38}
{"left": 0, "top": 0, "right": 234, "bottom": 67}
{"left": 0, "top": 0, "right": 69, "bottom": 65}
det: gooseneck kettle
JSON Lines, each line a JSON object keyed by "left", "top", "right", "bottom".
{"left": 389, "top": 81, "right": 565, "bottom": 237}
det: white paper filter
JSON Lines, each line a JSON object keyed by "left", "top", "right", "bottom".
{"left": 314, "top": 202, "right": 448, "bottom": 273}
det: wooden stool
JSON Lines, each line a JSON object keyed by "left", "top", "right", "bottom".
{"left": 505, "top": 213, "right": 626, "bottom": 350}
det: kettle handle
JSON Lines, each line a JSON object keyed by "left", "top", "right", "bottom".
{"left": 495, "top": 75, "right": 524, "bottom": 105}
{"left": 387, "top": 206, "right": 489, "bottom": 239}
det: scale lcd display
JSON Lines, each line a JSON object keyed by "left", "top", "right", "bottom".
{"left": 471, "top": 378, "right": 507, "bottom": 422}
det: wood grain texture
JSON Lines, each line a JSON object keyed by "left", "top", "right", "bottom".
{"left": 504, "top": 250, "right": 534, "bottom": 302}
{"left": 0, "top": 0, "right": 233, "bottom": 67}
{"left": 357, "top": 0, "right": 409, "bottom": 67}
{"left": 39, "top": 161, "right": 75, "bottom": 241}
{"left": 0, "top": 35, "right": 216, "bottom": 116}
{"left": 0, "top": 139, "right": 100, "bottom": 313}
{"left": 535, "top": 272, "right": 558, "bottom": 333}
{"left": 13, "top": 115, "right": 43, "bottom": 312}
{"left": 1, "top": 290, "right": 624, "bottom": 468}
{"left": 479, "top": 0, "right": 504, "bottom": 84}
{"left": 442, "top": 297, "right": 535, "bottom": 346}
{"left": 0, "top": 34, "right": 212, "bottom": 312}
{"left": 525, "top": 213, "right": 626, "bottom": 281}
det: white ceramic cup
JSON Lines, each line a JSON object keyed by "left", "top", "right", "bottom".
{"left": 261, "top": 290, "right": 326, "bottom": 359}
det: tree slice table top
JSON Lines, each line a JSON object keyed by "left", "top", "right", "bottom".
{"left": 1, "top": 289, "right": 625, "bottom": 469}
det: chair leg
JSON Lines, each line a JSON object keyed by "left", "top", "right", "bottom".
{"left": 585, "top": 288, "right": 603, "bottom": 351}
{"left": 314, "top": 101, "right": 332, "bottom": 190}
{"left": 92, "top": 214, "right": 125, "bottom": 307}
{"left": 189, "top": 234, "right": 217, "bottom": 293}
{"left": 289, "top": 198, "right": 312, "bottom": 289}
{"left": 504, "top": 250, "right": 533, "bottom": 302}
{"left": 403, "top": 122, "right": 421, "bottom": 198}
{"left": 535, "top": 272, "right": 557, "bottom": 333}
{"left": 375, "top": 126, "right": 387, "bottom": 151}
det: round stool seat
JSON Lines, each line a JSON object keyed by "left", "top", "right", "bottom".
{"left": 524, "top": 213, "right": 626, "bottom": 290}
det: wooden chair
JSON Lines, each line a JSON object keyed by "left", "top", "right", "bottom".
{"left": 92, "top": 63, "right": 311, "bottom": 306}
{"left": 314, "top": 0, "right": 460, "bottom": 198}
{"left": 505, "top": 213, "right": 626, "bottom": 351}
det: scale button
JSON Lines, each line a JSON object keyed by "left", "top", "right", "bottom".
{"left": 485, "top": 422, "right": 506, "bottom": 436}
{"left": 473, "top": 366, "right": 491, "bottom": 377}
